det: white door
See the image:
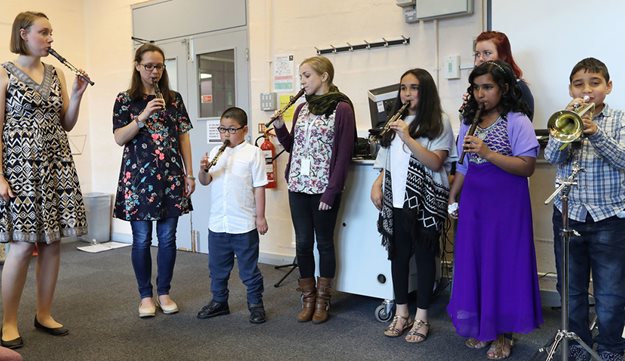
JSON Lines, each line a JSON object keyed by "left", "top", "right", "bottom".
{"left": 156, "top": 29, "right": 249, "bottom": 252}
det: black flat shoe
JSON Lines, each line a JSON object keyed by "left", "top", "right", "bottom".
{"left": 248, "top": 303, "right": 266, "bottom": 324}
{"left": 1, "top": 331, "right": 24, "bottom": 350}
{"left": 34, "top": 317, "right": 69, "bottom": 336}
{"left": 196, "top": 301, "right": 230, "bottom": 319}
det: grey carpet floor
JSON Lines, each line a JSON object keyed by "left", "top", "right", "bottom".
{"left": 0, "top": 242, "right": 563, "bottom": 361}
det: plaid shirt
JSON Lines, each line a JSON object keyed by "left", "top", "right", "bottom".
{"left": 544, "top": 104, "right": 625, "bottom": 222}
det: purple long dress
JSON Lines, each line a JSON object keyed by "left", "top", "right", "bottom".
{"left": 447, "top": 112, "right": 543, "bottom": 341}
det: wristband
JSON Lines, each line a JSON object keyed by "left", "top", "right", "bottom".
{"left": 186, "top": 175, "right": 196, "bottom": 180}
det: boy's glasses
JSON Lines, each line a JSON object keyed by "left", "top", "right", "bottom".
{"left": 141, "top": 63, "right": 166, "bottom": 71}
{"left": 217, "top": 126, "right": 245, "bottom": 134}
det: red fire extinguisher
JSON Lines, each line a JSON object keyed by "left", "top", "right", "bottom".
{"left": 260, "top": 131, "right": 277, "bottom": 189}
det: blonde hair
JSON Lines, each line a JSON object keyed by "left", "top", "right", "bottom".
{"left": 10, "top": 11, "right": 49, "bottom": 55}
{"left": 300, "top": 56, "right": 337, "bottom": 91}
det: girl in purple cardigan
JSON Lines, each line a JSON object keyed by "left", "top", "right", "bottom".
{"left": 273, "top": 56, "right": 355, "bottom": 324}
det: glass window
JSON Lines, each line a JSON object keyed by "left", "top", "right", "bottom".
{"left": 197, "top": 49, "right": 235, "bottom": 118}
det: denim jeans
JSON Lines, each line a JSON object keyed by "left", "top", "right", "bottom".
{"left": 288, "top": 192, "right": 342, "bottom": 278}
{"left": 553, "top": 208, "right": 625, "bottom": 355}
{"left": 130, "top": 217, "right": 179, "bottom": 299}
{"left": 208, "top": 229, "right": 264, "bottom": 305}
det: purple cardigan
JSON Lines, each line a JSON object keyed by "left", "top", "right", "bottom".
{"left": 275, "top": 101, "right": 356, "bottom": 207}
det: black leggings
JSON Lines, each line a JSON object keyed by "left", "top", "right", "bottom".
{"left": 288, "top": 192, "right": 341, "bottom": 278}
{"left": 391, "top": 208, "right": 438, "bottom": 308}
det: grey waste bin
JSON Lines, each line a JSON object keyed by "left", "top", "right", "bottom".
{"left": 83, "top": 192, "right": 112, "bottom": 243}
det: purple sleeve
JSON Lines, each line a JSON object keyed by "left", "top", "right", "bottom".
{"left": 507, "top": 112, "right": 539, "bottom": 157}
{"left": 455, "top": 121, "right": 470, "bottom": 175}
{"left": 274, "top": 103, "right": 304, "bottom": 153}
{"left": 320, "top": 102, "right": 356, "bottom": 207}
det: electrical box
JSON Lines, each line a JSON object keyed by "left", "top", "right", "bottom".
{"left": 416, "top": 0, "right": 473, "bottom": 20}
{"left": 260, "top": 92, "right": 278, "bottom": 111}
{"left": 403, "top": 7, "right": 418, "bottom": 23}
{"left": 444, "top": 55, "right": 461, "bottom": 79}
{"left": 396, "top": 0, "right": 416, "bottom": 7}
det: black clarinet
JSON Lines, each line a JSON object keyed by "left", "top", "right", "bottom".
{"left": 458, "top": 104, "right": 484, "bottom": 164}
{"left": 48, "top": 48, "right": 95, "bottom": 86}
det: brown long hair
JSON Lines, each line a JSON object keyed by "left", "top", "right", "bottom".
{"left": 128, "top": 43, "right": 173, "bottom": 105}
{"left": 379, "top": 69, "right": 443, "bottom": 148}
{"left": 10, "top": 11, "right": 48, "bottom": 55}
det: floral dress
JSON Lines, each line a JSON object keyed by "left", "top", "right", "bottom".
{"left": 112, "top": 91, "right": 193, "bottom": 221}
{"left": 1, "top": 62, "right": 87, "bottom": 243}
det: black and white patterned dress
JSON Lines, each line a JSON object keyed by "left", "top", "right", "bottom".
{"left": 0, "top": 62, "right": 87, "bottom": 243}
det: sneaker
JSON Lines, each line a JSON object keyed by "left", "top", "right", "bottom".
{"left": 569, "top": 344, "right": 590, "bottom": 361}
{"left": 197, "top": 301, "right": 230, "bottom": 319}
{"left": 599, "top": 350, "right": 625, "bottom": 361}
{"left": 248, "top": 303, "right": 266, "bottom": 324}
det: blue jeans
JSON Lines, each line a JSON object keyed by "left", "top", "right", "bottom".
{"left": 208, "top": 229, "right": 264, "bottom": 305}
{"left": 553, "top": 208, "right": 625, "bottom": 355}
{"left": 130, "top": 217, "right": 179, "bottom": 299}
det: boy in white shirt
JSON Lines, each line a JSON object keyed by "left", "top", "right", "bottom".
{"left": 196, "top": 107, "right": 269, "bottom": 324}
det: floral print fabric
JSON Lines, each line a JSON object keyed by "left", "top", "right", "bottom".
{"left": 287, "top": 104, "right": 335, "bottom": 194}
{"left": 112, "top": 91, "right": 193, "bottom": 220}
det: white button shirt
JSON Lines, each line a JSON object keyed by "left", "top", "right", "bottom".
{"left": 207, "top": 142, "right": 268, "bottom": 234}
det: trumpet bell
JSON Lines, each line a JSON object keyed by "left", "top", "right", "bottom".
{"left": 547, "top": 110, "right": 583, "bottom": 143}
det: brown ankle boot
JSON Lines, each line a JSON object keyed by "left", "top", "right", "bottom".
{"left": 312, "top": 277, "right": 332, "bottom": 324}
{"left": 296, "top": 278, "right": 316, "bottom": 322}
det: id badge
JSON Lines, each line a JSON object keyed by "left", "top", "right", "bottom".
{"left": 301, "top": 158, "right": 311, "bottom": 176}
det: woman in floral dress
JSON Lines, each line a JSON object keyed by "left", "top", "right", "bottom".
{"left": 113, "top": 44, "right": 194, "bottom": 318}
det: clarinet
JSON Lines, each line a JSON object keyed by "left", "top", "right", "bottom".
{"left": 48, "top": 48, "right": 95, "bottom": 86}
{"left": 458, "top": 104, "right": 484, "bottom": 165}
{"left": 264, "top": 88, "right": 306, "bottom": 128}
{"left": 204, "top": 140, "right": 230, "bottom": 172}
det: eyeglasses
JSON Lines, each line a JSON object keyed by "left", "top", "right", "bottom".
{"left": 217, "top": 126, "right": 245, "bottom": 134}
{"left": 140, "top": 63, "right": 166, "bottom": 71}
{"left": 474, "top": 50, "right": 494, "bottom": 60}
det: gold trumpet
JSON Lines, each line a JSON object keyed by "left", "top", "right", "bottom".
{"left": 548, "top": 96, "right": 594, "bottom": 144}
{"left": 265, "top": 88, "right": 306, "bottom": 128}
{"left": 204, "top": 140, "right": 230, "bottom": 172}
{"left": 377, "top": 101, "right": 410, "bottom": 139}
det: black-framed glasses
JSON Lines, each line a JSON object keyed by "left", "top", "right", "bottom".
{"left": 217, "top": 126, "right": 245, "bottom": 134}
{"left": 141, "top": 63, "right": 166, "bottom": 71}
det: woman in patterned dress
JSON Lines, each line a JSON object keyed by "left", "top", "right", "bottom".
{"left": 273, "top": 56, "right": 356, "bottom": 324}
{"left": 0, "top": 11, "right": 90, "bottom": 349}
{"left": 112, "top": 44, "right": 194, "bottom": 318}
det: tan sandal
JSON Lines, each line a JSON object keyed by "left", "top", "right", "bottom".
{"left": 405, "top": 319, "right": 430, "bottom": 343}
{"left": 486, "top": 335, "right": 513, "bottom": 360}
{"left": 384, "top": 314, "right": 413, "bottom": 337}
{"left": 465, "top": 337, "right": 491, "bottom": 349}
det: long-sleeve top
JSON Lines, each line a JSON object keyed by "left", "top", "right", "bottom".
{"left": 275, "top": 101, "right": 355, "bottom": 207}
{"left": 544, "top": 104, "right": 625, "bottom": 222}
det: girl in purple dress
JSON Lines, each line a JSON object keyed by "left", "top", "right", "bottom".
{"left": 447, "top": 60, "right": 543, "bottom": 360}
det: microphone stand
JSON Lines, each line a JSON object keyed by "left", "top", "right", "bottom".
{"left": 539, "top": 143, "right": 601, "bottom": 361}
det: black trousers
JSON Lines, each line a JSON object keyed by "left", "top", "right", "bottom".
{"left": 288, "top": 192, "right": 341, "bottom": 278}
{"left": 390, "top": 208, "right": 438, "bottom": 308}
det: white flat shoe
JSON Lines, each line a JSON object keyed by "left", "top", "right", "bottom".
{"left": 139, "top": 301, "right": 156, "bottom": 318}
{"left": 156, "top": 298, "right": 179, "bottom": 314}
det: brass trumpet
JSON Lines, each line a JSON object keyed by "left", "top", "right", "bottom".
{"left": 548, "top": 96, "right": 594, "bottom": 144}
{"left": 377, "top": 101, "right": 410, "bottom": 139}
{"left": 265, "top": 88, "right": 306, "bottom": 128}
{"left": 204, "top": 140, "right": 230, "bottom": 172}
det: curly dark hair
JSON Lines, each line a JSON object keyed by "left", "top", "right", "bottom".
{"left": 461, "top": 60, "right": 529, "bottom": 125}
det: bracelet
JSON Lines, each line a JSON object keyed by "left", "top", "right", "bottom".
{"left": 186, "top": 175, "right": 196, "bottom": 180}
